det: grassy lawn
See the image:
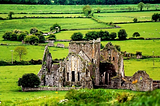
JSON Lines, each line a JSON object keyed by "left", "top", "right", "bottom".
{"left": 124, "top": 58, "right": 160, "bottom": 80}
{"left": 94, "top": 11, "right": 160, "bottom": 22}
{"left": 0, "top": 45, "right": 68, "bottom": 61}
{"left": 0, "top": 65, "right": 67, "bottom": 105}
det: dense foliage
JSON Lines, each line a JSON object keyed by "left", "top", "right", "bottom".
{"left": 71, "top": 32, "right": 83, "bottom": 41}
{"left": 18, "top": 73, "right": 40, "bottom": 87}
{"left": 118, "top": 29, "right": 128, "bottom": 40}
{"left": 24, "top": 35, "right": 39, "bottom": 44}
{"left": 47, "top": 34, "right": 57, "bottom": 40}
{"left": 133, "top": 32, "right": 140, "bottom": 37}
{"left": 83, "top": 5, "right": 92, "bottom": 16}
{"left": 152, "top": 13, "right": 160, "bottom": 22}
{"left": 50, "top": 23, "right": 61, "bottom": 32}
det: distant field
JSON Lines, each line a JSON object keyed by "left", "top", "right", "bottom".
{"left": 124, "top": 58, "right": 160, "bottom": 80}
{"left": 0, "top": 45, "right": 68, "bottom": 61}
{"left": 94, "top": 11, "right": 160, "bottom": 22}
{"left": 0, "top": 4, "right": 160, "bottom": 13}
{"left": 55, "top": 22, "right": 160, "bottom": 39}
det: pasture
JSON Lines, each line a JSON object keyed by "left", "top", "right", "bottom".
{"left": 94, "top": 11, "right": 160, "bottom": 22}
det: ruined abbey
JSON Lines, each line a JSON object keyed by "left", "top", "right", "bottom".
{"left": 38, "top": 38, "right": 159, "bottom": 91}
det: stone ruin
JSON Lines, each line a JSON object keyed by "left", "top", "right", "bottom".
{"left": 38, "top": 38, "right": 159, "bottom": 91}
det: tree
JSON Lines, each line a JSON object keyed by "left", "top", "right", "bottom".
{"left": 109, "top": 32, "right": 117, "bottom": 40}
{"left": 17, "top": 33, "right": 27, "bottom": 41}
{"left": 71, "top": 32, "right": 83, "bottom": 41}
{"left": 97, "top": 7, "right": 101, "bottom": 13}
{"left": 18, "top": 73, "right": 40, "bottom": 88}
{"left": 133, "top": 32, "right": 140, "bottom": 37}
{"left": 14, "top": 46, "right": 27, "bottom": 61}
{"left": 83, "top": 5, "right": 92, "bottom": 16}
{"left": 133, "top": 17, "right": 138, "bottom": 23}
{"left": 8, "top": 11, "right": 14, "bottom": 19}
{"left": 39, "top": 35, "right": 46, "bottom": 43}
{"left": 50, "top": 23, "right": 61, "bottom": 32}
{"left": 138, "top": 2, "right": 145, "bottom": 11}
{"left": 30, "top": 27, "right": 38, "bottom": 34}
{"left": 2, "top": 31, "right": 12, "bottom": 40}
{"left": 145, "top": 3, "right": 150, "bottom": 10}
{"left": 24, "top": 35, "right": 39, "bottom": 44}
{"left": 152, "top": 13, "right": 160, "bottom": 22}
{"left": 10, "top": 33, "right": 17, "bottom": 41}
{"left": 98, "top": 30, "right": 110, "bottom": 40}
{"left": 84, "top": 31, "right": 98, "bottom": 40}
{"left": 118, "top": 29, "right": 127, "bottom": 40}
{"left": 47, "top": 34, "right": 56, "bottom": 40}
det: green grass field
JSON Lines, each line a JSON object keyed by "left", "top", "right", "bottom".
{"left": 94, "top": 11, "right": 160, "bottom": 22}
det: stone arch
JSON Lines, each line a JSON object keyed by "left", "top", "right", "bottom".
{"left": 100, "top": 62, "right": 116, "bottom": 85}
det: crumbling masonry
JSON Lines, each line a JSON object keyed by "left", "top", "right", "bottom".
{"left": 38, "top": 38, "right": 159, "bottom": 91}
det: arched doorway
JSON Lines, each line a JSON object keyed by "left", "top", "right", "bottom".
{"left": 100, "top": 62, "right": 116, "bottom": 85}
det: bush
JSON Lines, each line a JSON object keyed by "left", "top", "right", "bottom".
{"left": 83, "top": 5, "right": 92, "bottom": 16}
{"left": 24, "top": 35, "right": 39, "bottom": 44}
{"left": 18, "top": 73, "right": 40, "bottom": 88}
{"left": 47, "top": 34, "right": 56, "bottom": 40}
{"left": 39, "top": 35, "right": 46, "bottom": 43}
{"left": 133, "top": 17, "right": 138, "bottom": 23}
{"left": 97, "top": 7, "right": 101, "bottom": 13}
{"left": 50, "top": 23, "right": 61, "bottom": 32}
{"left": 71, "top": 32, "right": 83, "bottom": 41}
{"left": 85, "top": 31, "right": 98, "bottom": 40}
{"left": 2, "top": 31, "right": 12, "bottom": 40}
{"left": 8, "top": 11, "right": 14, "bottom": 19}
{"left": 30, "top": 27, "right": 38, "bottom": 34}
{"left": 152, "top": 13, "right": 160, "bottom": 22}
{"left": 109, "top": 32, "right": 117, "bottom": 40}
{"left": 133, "top": 32, "right": 140, "bottom": 37}
{"left": 118, "top": 29, "right": 127, "bottom": 40}
{"left": 98, "top": 30, "right": 110, "bottom": 40}
{"left": 10, "top": 33, "right": 17, "bottom": 41}
{"left": 115, "top": 45, "right": 121, "bottom": 51}
{"left": 17, "top": 33, "right": 27, "bottom": 41}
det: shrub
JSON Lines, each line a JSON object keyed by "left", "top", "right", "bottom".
{"left": 152, "top": 13, "right": 160, "bottom": 22}
{"left": 71, "top": 32, "right": 83, "bottom": 41}
{"left": 109, "top": 32, "right": 117, "bottom": 40}
{"left": 97, "top": 7, "right": 101, "bottom": 13}
{"left": 50, "top": 23, "right": 61, "bottom": 32}
{"left": 133, "top": 32, "right": 140, "bottom": 37}
{"left": 85, "top": 31, "right": 98, "bottom": 40}
{"left": 10, "top": 33, "right": 17, "bottom": 41}
{"left": 13, "top": 29, "right": 23, "bottom": 34}
{"left": 47, "top": 34, "right": 56, "bottom": 40}
{"left": 30, "top": 27, "right": 38, "bottom": 34}
{"left": 2, "top": 31, "right": 12, "bottom": 40}
{"left": 18, "top": 73, "right": 40, "bottom": 88}
{"left": 39, "top": 35, "right": 46, "bottom": 43}
{"left": 17, "top": 33, "right": 27, "bottom": 41}
{"left": 83, "top": 5, "right": 92, "bottom": 16}
{"left": 98, "top": 30, "right": 110, "bottom": 40}
{"left": 118, "top": 29, "right": 127, "bottom": 40}
{"left": 133, "top": 17, "right": 138, "bottom": 23}
{"left": 24, "top": 35, "right": 39, "bottom": 44}
{"left": 8, "top": 11, "right": 14, "bottom": 19}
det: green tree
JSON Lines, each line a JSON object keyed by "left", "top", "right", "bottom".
{"left": 2, "top": 31, "right": 12, "bottom": 40}
{"left": 133, "top": 17, "right": 138, "bottom": 23}
{"left": 14, "top": 46, "right": 27, "bottom": 61}
{"left": 24, "top": 35, "right": 39, "bottom": 45}
{"left": 17, "top": 33, "right": 27, "bottom": 41}
{"left": 50, "top": 23, "right": 61, "bottom": 32}
{"left": 71, "top": 32, "right": 83, "bottom": 41}
{"left": 83, "top": 5, "right": 92, "bottom": 16}
{"left": 10, "top": 33, "right": 17, "bottom": 41}
{"left": 30, "top": 27, "right": 38, "bottom": 34}
{"left": 98, "top": 30, "right": 110, "bottom": 40}
{"left": 118, "top": 29, "right": 127, "bottom": 40}
{"left": 85, "top": 31, "right": 98, "bottom": 40}
{"left": 18, "top": 73, "right": 40, "bottom": 88}
{"left": 133, "top": 32, "right": 140, "bottom": 37}
{"left": 109, "top": 32, "right": 117, "bottom": 40}
{"left": 97, "top": 7, "right": 101, "bottom": 13}
{"left": 152, "top": 13, "right": 160, "bottom": 22}
{"left": 47, "top": 34, "right": 56, "bottom": 40}
{"left": 8, "top": 11, "right": 14, "bottom": 19}
{"left": 39, "top": 35, "right": 46, "bottom": 43}
{"left": 138, "top": 2, "right": 145, "bottom": 11}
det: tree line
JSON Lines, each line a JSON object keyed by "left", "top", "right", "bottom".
{"left": 1, "top": 0, "right": 160, "bottom": 4}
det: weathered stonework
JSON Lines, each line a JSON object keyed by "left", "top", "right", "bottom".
{"left": 37, "top": 38, "right": 159, "bottom": 91}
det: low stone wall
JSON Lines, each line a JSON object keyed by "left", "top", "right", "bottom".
{"left": 22, "top": 87, "right": 82, "bottom": 92}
